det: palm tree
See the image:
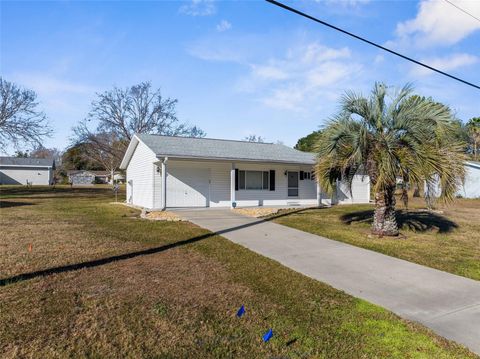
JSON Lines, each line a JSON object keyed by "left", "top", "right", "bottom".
{"left": 467, "top": 117, "right": 480, "bottom": 161}
{"left": 315, "top": 83, "right": 466, "bottom": 236}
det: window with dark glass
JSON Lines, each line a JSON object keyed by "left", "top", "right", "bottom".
{"left": 238, "top": 170, "right": 269, "bottom": 190}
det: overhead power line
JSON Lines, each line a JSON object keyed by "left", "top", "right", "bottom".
{"left": 443, "top": 0, "right": 480, "bottom": 24}
{"left": 265, "top": 0, "right": 480, "bottom": 91}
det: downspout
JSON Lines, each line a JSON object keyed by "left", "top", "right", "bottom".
{"left": 152, "top": 162, "right": 156, "bottom": 209}
{"left": 161, "top": 157, "right": 168, "bottom": 211}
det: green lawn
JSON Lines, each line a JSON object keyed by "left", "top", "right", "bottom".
{"left": 0, "top": 186, "right": 477, "bottom": 358}
{"left": 272, "top": 196, "right": 480, "bottom": 281}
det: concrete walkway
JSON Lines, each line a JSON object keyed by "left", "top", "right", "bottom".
{"left": 174, "top": 208, "right": 480, "bottom": 355}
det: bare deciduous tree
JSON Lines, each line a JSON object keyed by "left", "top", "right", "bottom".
{"left": 243, "top": 134, "right": 265, "bottom": 143}
{"left": 72, "top": 82, "right": 206, "bottom": 175}
{"left": 72, "top": 122, "right": 126, "bottom": 180}
{"left": 0, "top": 78, "right": 52, "bottom": 150}
{"left": 87, "top": 82, "right": 205, "bottom": 142}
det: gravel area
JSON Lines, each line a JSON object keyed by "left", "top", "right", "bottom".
{"left": 232, "top": 207, "right": 282, "bottom": 218}
{"left": 142, "top": 211, "right": 184, "bottom": 221}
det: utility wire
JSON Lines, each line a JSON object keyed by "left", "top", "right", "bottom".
{"left": 443, "top": 0, "right": 480, "bottom": 24}
{"left": 266, "top": 0, "right": 480, "bottom": 91}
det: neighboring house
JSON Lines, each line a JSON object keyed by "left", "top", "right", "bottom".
{"left": 0, "top": 157, "right": 55, "bottom": 185}
{"left": 113, "top": 173, "right": 126, "bottom": 183}
{"left": 458, "top": 161, "right": 480, "bottom": 198}
{"left": 425, "top": 161, "right": 480, "bottom": 199}
{"left": 68, "top": 170, "right": 111, "bottom": 185}
{"left": 119, "top": 134, "right": 370, "bottom": 209}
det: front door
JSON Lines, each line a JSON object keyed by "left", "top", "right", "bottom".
{"left": 287, "top": 171, "right": 299, "bottom": 197}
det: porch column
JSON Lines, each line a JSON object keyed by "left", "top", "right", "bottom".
{"left": 230, "top": 163, "right": 236, "bottom": 208}
{"left": 316, "top": 180, "right": 322, "bottom": 207}
{"left": 161, "top": 157, "right": 168, "bottom": 210}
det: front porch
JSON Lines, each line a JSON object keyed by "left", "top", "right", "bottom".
{"left": 154, "top": 158, "right": 326, "bottom": 210}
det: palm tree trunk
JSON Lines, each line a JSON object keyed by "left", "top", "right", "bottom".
{"left": 372, "top": 186, "right": 399, "bottom": 236}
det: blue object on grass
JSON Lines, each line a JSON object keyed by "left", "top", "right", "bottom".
{"left": 236, "top": 305, "right": 245, "bottom": 318}
{"left": 263, "top": 329, "right": 273, "bottom": 342}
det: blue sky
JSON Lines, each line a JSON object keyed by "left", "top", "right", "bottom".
{"left": 1, "top": 0, "right": 479, "bottom": 152}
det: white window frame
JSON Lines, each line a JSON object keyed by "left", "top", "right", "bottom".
{"left": 238, "top": 170, "right": 269, "bottom": 190}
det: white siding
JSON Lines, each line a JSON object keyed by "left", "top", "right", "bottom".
{"left": 334, "top": 175, "right": 371, "bottom": 204}
{"left": 458, "top": 164, "right": 480, "bottom": 198}
{"left": 234, "top": 163, "right": 318, "bottom": 207}
{"left": 0, "top": 166, "right": 52, "bottom": 185}
{"left": 125, "top": 141, "right": 158, "bottom": 209}
{"left": 162, "top": 160, "right": 322, "bottom": 208}
{"left": 126, "top": 153, "right": 371, "bottom": 209}
{"left": 426, "top": 163, "right": 480, "bottom": 199}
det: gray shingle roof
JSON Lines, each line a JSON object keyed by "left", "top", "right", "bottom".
{"left": 137, "top": 134, "right": 316, "bottom": 164}
{"left": 0, "top": 156, "right": 55, "bottom": 167}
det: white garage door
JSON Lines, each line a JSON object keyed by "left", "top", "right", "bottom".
{"left": 166, "top": 166, "right": 210, "bottom": 207}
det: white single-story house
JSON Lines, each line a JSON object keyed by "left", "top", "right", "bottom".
{"left": 425, "top": 161, "right": 480, "bottom": 199}
{"left": 458, "top": 161, "right": 480, "bottom": 198}
{"left": 0, "top": 156, "right": 55, "bottom": 185}
{"left": 119, "top": 134, "right": 371, "bottom": 210}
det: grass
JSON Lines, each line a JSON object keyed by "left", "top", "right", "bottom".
{"left": 0, "top": 186, "right": 478, "bottom": 358}
{"left": 272, "top": 195, "right": 480, "bottom": 281}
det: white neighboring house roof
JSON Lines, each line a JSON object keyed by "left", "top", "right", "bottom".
{"left": 120, "top": 134, "right": 316, "bottom": 169}
{"left": 0, "top": 156, "right": 55, "bottom": 168}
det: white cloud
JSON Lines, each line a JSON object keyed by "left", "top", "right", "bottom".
{"left": 374, "top": 54, "right": 384, "bottom": 64}
{"left": 187, "top": 42, "right": 245, "bottom": 63}
{"left": 10, "top": 72, "right": 96, "bottom": 113}
{"left": 186, "top": 33, "right": 266, "bottom": 64}
{"left": 395, "top": 0, "right": 480, "bottom": 47}
{"left": 187, "top": 35, "right": 366, "bottom": 111}
{"left": 179, "top": 0, "right": 216, "bottom": 16}
{"left": 13, "top": 73, "right": 94, "bottom": 96}
{"left": 410, "top": 53, "right": 479, "bottom": 76}
{"left": 216, "top": 20, "right": 231, "bottom": 32}
{"left": 239, "top": 43, "right": 360, "bottom": 111}
{"left": 250, "top": 64, "right": 289, "bottom": 81}
{"left": 262, "top": 84, "right": 306, "bottom": 111}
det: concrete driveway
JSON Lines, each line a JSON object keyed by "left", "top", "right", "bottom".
{"left": 174, "top": 208, "right": 480, "bottom": 355}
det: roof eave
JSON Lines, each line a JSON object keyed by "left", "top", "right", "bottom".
{"left": 119, "top": 135, "right": 140, "bottom": 169}
{"left": 0, "top": 164, "right": 54, "bottom": 168}
{"left": 155, "top": 154, "right": 315, "bottom": 166}
{"left": 466, "top": 161, "right": 480, "bottom": 170}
